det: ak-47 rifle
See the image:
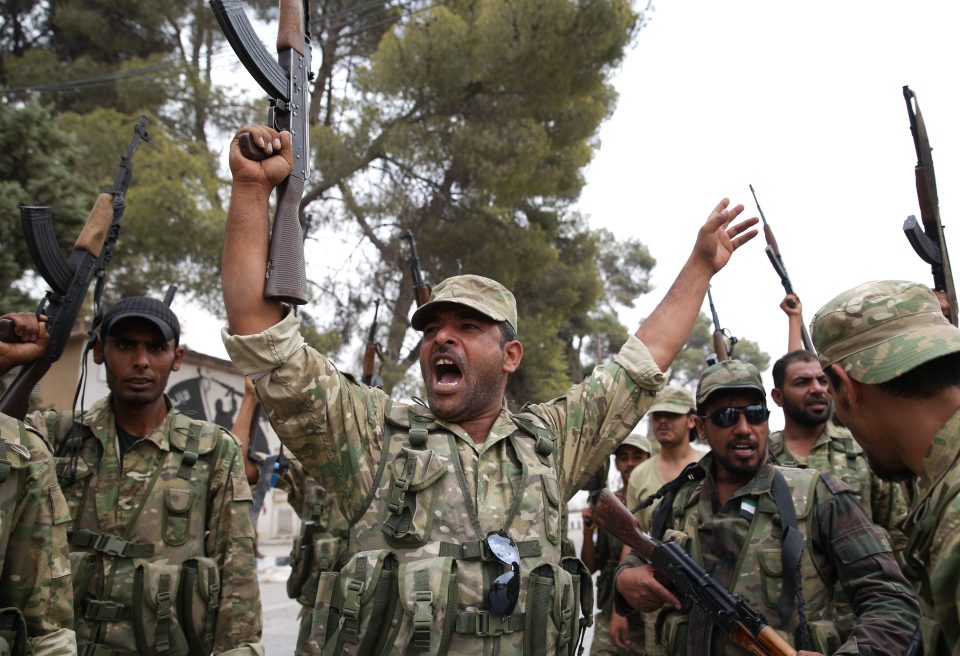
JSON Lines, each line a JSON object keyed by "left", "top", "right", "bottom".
{"left": 591, "top": 489, "right": 797, "bottom": 656}
{"left": 0, "top": 116, "right": 150, "bottom": 419}
{"left": 749, "top": 185, "right": 816, "bottom": 353}
{"left": 902, "top": 85, "right": 958, "bottom": 326}
{"left": 402, "top": 230, "right": 431, "bottom": 307}
{"left": 707, "top": 286, "right": 736, "bottom": 364}
{"left": 211, "top": 0, "right": 313, "bottom": 304}
{"left": 361, "top": 299, "right": 383, "bottom": 387}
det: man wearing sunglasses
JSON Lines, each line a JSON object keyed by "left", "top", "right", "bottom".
{"left": 812, "top": 280, "right": 960, "bottom": 655}
{"left": 220, "top": 125, "right": 760, "bottom": 654}
{"left": 614, "top": 359, "right": 919, "bottom": 656}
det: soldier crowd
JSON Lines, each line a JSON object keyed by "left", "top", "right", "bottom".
{"left": 0, "top": 122, "right": 955, "bottom": 656}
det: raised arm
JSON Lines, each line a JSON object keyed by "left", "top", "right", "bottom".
{"left": 636, "top": 199, "right": 758, "bottom": 371}
{"left": 780, "top": 293, "right": 804, "bottom": 353}
{"left": 222, "top": 126, "right": 292, "bottom": 336}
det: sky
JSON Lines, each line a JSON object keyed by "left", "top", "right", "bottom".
{"left": 176, "top": 0, "right": 960, "bottom": 427}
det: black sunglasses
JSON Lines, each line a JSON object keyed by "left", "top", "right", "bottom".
{"left": 486, "top": 530, "right": 520, "bottom": 617}
{"left": 700, "top": 404, "right": 769, "bottom": 428}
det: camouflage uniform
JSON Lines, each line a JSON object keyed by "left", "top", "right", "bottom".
{"left": 812, "top": 280, "right": 960, "bottom": 654}
{"left": 27, "top": 397, "right": 263, "bottom": 655}
{"left": 617, "top": 360, "right": 920, "bottom": 655}
{"left": 224, "top": 275, "right": 665, "bottom": 655}
{"left": 0, "top": 413, "right": 75, "bottom": 655}
{"left": 277, "top": 455, "right": 349, "bottom": 656}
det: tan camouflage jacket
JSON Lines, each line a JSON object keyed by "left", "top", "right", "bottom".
{"left": 0, "top": 413, "right": 76, "bottom": 655}
{"left": 27, "top": 397, "right": 263, "bottom": 656}
{"left": 768, "top": 419, "right": 910, "bottom": 552}
{"left": 901, "top": 406, "right": 960, "bottom": 654}
{"left": 224, "top": 312, "right": 665, "bottom": 653}
{"left": 618, "top": 455, "right": 919, "bottom": 655}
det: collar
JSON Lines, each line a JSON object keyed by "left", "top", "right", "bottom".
{"left": 915, "top": 406, "right": 960, "bottom": 512}
{"left": 433, "top": 398, "right": 516, "bottom": 454}
{"left": 83, "top": 395, "right": 178, "bottom": 451}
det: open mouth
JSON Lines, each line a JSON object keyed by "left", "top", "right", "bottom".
{"left": 433, "top": 357, "right": 463, "bottom": 389}
{"left": 730, "top": 442, "right": 757, "bottom": 457}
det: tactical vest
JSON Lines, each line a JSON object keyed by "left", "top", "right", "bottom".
{"left": 311, "top": 402, "right": 592, "bottom": 656}
{"left": 769, "top": 429, "right": 867, "bottom": 503}
{"left": 0, "top": 415, "right": 40, "bottom": 656}
{"left": 900, "top": 458, "right": 960, "bottom": 656}
{"left": 287, "top": 475, "right": 349, "bottom": 608}
{"left": 50, "top": 407, "right": 230, "bottom": 656}
{"left": 656, "top": 466, "right": 844, "bottom": 656}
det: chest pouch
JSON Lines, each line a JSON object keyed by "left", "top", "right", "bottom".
{"left": 320, "top": 549, "right": 401, "bottom": 656}
{"left": 522, "top": 557, "right": 592, "bottom": 656}
{"left": 382, "top": 447, "right": 447, "bottom": 547}
{"left": 392, "top": 556, "right": 459, "bottom": 655}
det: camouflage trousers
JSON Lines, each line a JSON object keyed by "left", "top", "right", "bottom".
{"left": 589, "top": 612, "right": 646, "bottom": 656}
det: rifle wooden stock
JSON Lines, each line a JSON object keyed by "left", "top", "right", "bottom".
{"left": 591, "top": 489, "right": 796, "bottom": 656}
{"left": 276, "top": 0, "right": 305, "bottom": 51}
{"left": 414, "top": 285, "right": 430, "bottom": 307}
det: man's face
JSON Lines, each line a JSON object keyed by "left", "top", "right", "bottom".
{"left": 649, "top": 411, "right": 694, "bottom": 448}
{"left": 827, "top": 370, "right": 913, "bottom": 481}
{"left": 696, "top": 390, "right": 769, "bottom": 484}
{"left": 94, "top": 318, "right": 183, "bottom": 408}
{"left": 418, "top": 305, "right": 521, "bottom": 423}
{"left": 775, "top": 360, "right": 832, "bottom": 427}
{"left": 614, "top": 445, "right": 648, "bottom": 481}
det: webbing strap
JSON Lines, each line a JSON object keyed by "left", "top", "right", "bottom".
{"left": 177, "top": 423, "right": 202, "bottom": 480}
{"left": 454, "top": 611, "right": 524, "bottom": 636}
{"left": 0, "top": 437, "right": 10, "bottom": 484}
{"left": 648, "top": 463, "right": 705, "bottom": 540}
{"left": 411, "top": 570, "right": 433, "bottom": 650}
{"left": 79, "top": 644, "right": 138, "bottom": 656}
{"left": 438, "top": 539, "right": 541, "bottom": 560}
{"left": 387, "top": 457, "right": 416, "bottom": 515}
{"left": 155, "top": 574, "right": 172, "bottom": 653}
{"left": 341, "top": 557, "right": 366, "bottom": 642}
{"left": 770, "top": 470, "right": 811, "bottom": 650}
{"left": 71, "top": 529, "right": 154, "bottom": 558}
{"left": 82, "top": 599, "right": 129, "bottom": 621}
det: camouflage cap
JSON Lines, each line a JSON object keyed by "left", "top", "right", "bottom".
{"left": 620, "top": 433, "right": 652, "bottom": 454}
{"left": 410, "top": 274, "right": 518, "bottom": 334}
{"left": 811, "top": 280, "right": 960, "bottom": 384}
{"left": 648, "top": 385, "right": 695, "bottom": 415}
{"left": 696, "top": 359, "right": 766, "bottom": 407}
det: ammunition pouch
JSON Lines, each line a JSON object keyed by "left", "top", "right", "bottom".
{"left": 523, "top": 557, "right": 592, "bottom": 656}
{"left": 0, "top": 608, "right": 29, "bottom": 656}
{"left": 130, "top": 557, "right": 220, "bottom": 656}
{"left": 381, "top": 448, "right": 447, "bottom": 548}
{"left": 319, "top": 549, "right": 400, "bottom": 655}
{"left": 288, "top": 530, "right": 345, "bottom": 605}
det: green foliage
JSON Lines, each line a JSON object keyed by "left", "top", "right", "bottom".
{"left": 667, "top": 313, "right": 771, "bottom": 390}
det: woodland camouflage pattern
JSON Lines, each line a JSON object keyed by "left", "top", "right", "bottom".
{"left": 27, "top": 397, "right": 263, "bottom": 655}
{"left": 223, "top": 310, "right": 665, "bottom": 654}
{"left": 899, "top": 407, "right": 960, "bottom": 653}
{"left": 0, "top": 413, "right": 75, "bottom": 655}
{"left": 410, "top": 274, "right": 518, "bottom": 332}
{"left": 618, "top": 454, "right": 919, "bottom": 655}
{"left": 694, "top": 360, "right": 765, "bottom": 407}
{"left": 768, "top": 420, "right": 909, "bottom": 550}
{"left": 812, "top": 280, "right": 960, "bottom": 383}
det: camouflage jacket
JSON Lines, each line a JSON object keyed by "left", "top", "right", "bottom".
{"left": 224, "top": 311, "right": 665, "bottom": 654}
{"left": 27, "top": 397, "right": 263, "bottom": 656}
{"left": 901, "top": 406, "right": 960, "bottom": 654}
{"left": 618, "top": 454, "right": 919, "bottom": 656}
{"left": 769, "top": 419, "right": 910, "bottom": 552}
{"left": 0, "top": 413, "right": 76, "bottom": 655}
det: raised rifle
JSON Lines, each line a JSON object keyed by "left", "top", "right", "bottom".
{"left": 361, "top": 299, "right": 383, "bottom": 387}
{"left": 402, "top": 230, "right": 431, "bottom": 307}
{"left": 0, "top": 116, "right": 150, "bottom": 419}
{"left": 749, "top": 185, "right": 816, "bottom": 353}
{"left": 211, "top": 0, "right": 313, "bottom": 304}
{"left": 591, "top": 488, "right": 797, "bottom": 656}
{"left": 902, "top": 86, "right": 957, "bottom": 326}
{"left": 707, "top": 285, "right": 736, "bottom": 364}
